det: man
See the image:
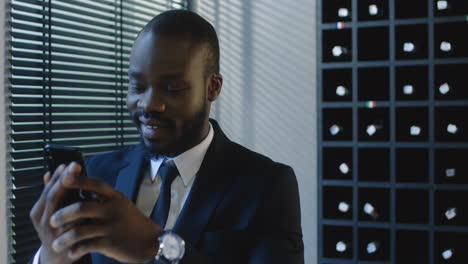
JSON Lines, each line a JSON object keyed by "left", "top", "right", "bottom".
{"left": 30, "top": 10, "right": 304, "bottom": 264}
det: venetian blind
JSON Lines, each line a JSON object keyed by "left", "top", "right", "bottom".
{"left": 7, "top": 0, "right": 187, "bottom": 263}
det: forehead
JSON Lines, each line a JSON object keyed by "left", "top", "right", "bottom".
{"left": 129, "top": 32, "right": 205, "bottom": 77}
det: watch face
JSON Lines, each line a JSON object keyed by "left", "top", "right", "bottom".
{"left": 162, "top": 233, "right": 185, "bottom": 260}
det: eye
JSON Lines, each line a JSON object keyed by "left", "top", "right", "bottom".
{"left": 129, "top": 83, "right": 146, "bottom": 93}
{"left": 163, "top": 82, "right": 187, "bottom": 93}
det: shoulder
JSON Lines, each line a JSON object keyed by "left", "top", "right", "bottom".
{"left": 220, "top": 141, "right": 301, "bottom": 230}
{"left": 225, "top": 140, "right": 296, "bottom": 183}
{"left": 87, "top": 145, "right": 137, "bottom": 167}
{"left": 211, "top": 119, "right": 292, "bottom": 175}
{"left": 85, "top": 145, "right": 140, "bottom": 179}
{"left": 229, "top": 141, "right": 292, "bottom": 169}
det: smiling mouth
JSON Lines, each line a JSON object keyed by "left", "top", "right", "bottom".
{"left": 140, "top": 123, "right": 171, "bottom": 139}
{"left": 141, "top": 123, "right": 168, "bottom": 131}
{"left": 141, "top": 122, "right": 170, "bottom": 129}
{"left": 142, "top": 124, "right": 159, "bottom": 130}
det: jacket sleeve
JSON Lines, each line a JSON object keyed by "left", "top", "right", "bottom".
{"left": 247, "top": 164, "right": 304, "bottom": 264}
{"left": 27, "top": 248, "right": 91, "bottom": 264}
{"left": 179, "top": 164, "right": 304, "bottom": 264}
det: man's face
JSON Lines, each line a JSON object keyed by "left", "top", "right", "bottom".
{"left": 127, "top": 32, "right": 210, "bottom": 157}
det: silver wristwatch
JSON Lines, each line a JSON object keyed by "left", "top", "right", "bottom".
{"left": 155, "top": 231, "right": 185, "bottom": 264}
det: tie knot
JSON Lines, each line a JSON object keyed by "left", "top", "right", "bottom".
{"left": 159, "top": 159, "right": 178, "bottom": 184}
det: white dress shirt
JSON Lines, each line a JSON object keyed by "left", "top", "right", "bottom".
{"left": 33, "top": 123, "right": 214, "bottom": 264}
{"left": 136, "top": 123, "right": 214, "bottom": 229}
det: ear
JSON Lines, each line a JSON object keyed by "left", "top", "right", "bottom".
{"left": 207, "top": 73, "right": 223, "bottom": 102}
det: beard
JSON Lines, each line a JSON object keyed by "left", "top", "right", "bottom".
{"left": 131, "top": 102, "right": 209, "bottom": 160}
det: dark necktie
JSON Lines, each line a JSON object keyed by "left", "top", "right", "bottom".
{"left": 150, "top": 159, "right": 179, "bottom": 228}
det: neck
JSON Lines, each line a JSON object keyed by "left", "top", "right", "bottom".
{"left": 168, "top": 119, "right": 210, "bottom": 158}
{"left": 187, "top": 119, "right": 210, "bottom": 150}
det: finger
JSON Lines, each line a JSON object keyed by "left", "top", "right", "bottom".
{"left": 43, "top": 171, "right": 52, "bottom": 185}
{"left": 52, "top": 224, "right": 109, "bottom": 253}
{"left": 43, "top": 163, "right": 82, "bottom": 221}
{"left": 43, "top": 164, "right": 67, "bottom": 200}
{"left": 55, "top": 221, "right": 76, "bottom": 237}
{"left": 47, "top": 164, "right": 67, "bottom": 190}
{"left": 68, "top": 237, "right": 109, "bottom": 261}
{"left": 30, "top": 164, "right": 67, "bottom": 226}
{"left": 29, "top": 200, "right": 43, "bottom": 230}
{"left": 62, "top": 175, "right": 116, "bottom": 200}
{"left": 50, "top": 200, "right": 107, "bottom": 228}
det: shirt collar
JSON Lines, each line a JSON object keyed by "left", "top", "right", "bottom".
{"left": 150, "top": 122, "right": 214, "bottom": 185}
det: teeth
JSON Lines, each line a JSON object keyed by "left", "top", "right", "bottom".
{"left": 144, "top": 124, "right": 158, "bottom": 129}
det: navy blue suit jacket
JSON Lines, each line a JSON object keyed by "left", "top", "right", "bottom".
{"left": 37, "top": 120, "right": 304, "bottom": 263}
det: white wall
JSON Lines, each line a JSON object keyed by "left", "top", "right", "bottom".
{"left": 194, "top": 1, "right": 317, "bottom": 263}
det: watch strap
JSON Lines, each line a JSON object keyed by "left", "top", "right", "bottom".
{"left": 154, "top": 230, "right": 184, "bottom": 264}
{"left": 154, "top": 257, "right": 173, "bottom": 264}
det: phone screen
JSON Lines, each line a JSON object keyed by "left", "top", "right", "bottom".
{"left": 44, "top": 144, "right": 93, "bottom": 202}
{"left": 44, "top": 144, "right": 87, "bottom": 174}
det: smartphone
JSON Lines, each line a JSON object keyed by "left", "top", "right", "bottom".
{"left": 44, "top": 144, "right": 93, "bottom": 202}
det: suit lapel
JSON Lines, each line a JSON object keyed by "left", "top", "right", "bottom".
{"left": 173, "top": 120, "right": 235, "bottom": 246}
{"left": 91, "top": 145, "right": 147, "bottom": 264}
{"left": 114, "top": 144, "right": 147, "bottom": 201}
{"left": 111, "top": 122, "right": 235, "bottom": 247}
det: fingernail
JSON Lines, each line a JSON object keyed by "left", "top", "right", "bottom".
{"left": 63, "top": 174, "right": 75, "bottom": 185}
{"left": 50, "top": 215, "right": 58, "bottom": 227}
{"left": 57, "top": 164, "right": 66, "bottom": 172}
{"left": 68, "top": 249, "right": 76, "bottom": 258}
{"left": 70, "top": 162, "right": 82, "bottom": 171}
{"left": 49, "top": 216, "right": 56, "bottom": 227}
{"left": 69, "top": 161, "right": 77, "bottom": 169}
{"left": 52, "top": 240, "right": 61, "bottom": 252}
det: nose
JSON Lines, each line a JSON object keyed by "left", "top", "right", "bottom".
{"left": 137, "top": 87, "right": 166, "bottom": 113}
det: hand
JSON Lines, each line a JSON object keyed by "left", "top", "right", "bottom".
{"left": 48, "top": 163, "right": 164, "bottom": 263}
{"left": 30, "top": 163, "right": 83, "bottom": 264}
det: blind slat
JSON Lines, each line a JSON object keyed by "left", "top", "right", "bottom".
{"left": 10, "top": 60, "right": 127, "bottom": 75}
{"left": 12, "top": 121, "right": 134, "bottom": 131}
{"left": 11, "top": 32, "right": 126, "bottom": 53}
{"left": 11, "top": 138, "right": 136, "bottom": 152}
{"left": 10, "top": 47, "right": 129, "bottom": 64}
{"left": 10, "top": 21, "right": 123, "bottom": 47}
{"left": 10, "top": 87, "right": 127, "bottom": 98}
{"left": 10, "top": 79, "right": 124, "bottom": 89}
{"left": 11, "top": 5, "right": 115, "bottom": 32}
{"left": 12, "top": 130, "right": 136, "bottom": 141}
{"left": 11, "top": 70, "right": 124, "bottom": 83}
{"left": 10, "top": 115, "right": 133, "bottom": 123}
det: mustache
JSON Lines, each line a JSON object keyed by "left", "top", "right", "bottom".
{"left": 135, "top": 109, "right": 161, "bottom": 119}
{"left": 132, "top": 110, "right": 173, "bottom": 124}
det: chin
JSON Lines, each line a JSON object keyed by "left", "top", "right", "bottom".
{"left": 141, "top": 138, "right": 175, "bottom": 158}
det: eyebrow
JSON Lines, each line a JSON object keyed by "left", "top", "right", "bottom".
{"left": 128, "top": 71, "right": 143, "bottom": 79}
{"left": 160, "top": 73, "right": 184, "bottom": 81}
{"left": 128, "top": 71, "right": 185, "bottom": 81}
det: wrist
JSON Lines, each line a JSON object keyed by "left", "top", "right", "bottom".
{"left": 145, "top": 223, "right": 164, "bottom": 263}
{"left": 155, "top": 231, "right": 185, "bottom": 264}
{"left": 34, "top": 247, "right": 42, "bottom": 264}
{"left": 39, "top": 245, "right": 72, "bottom": 264}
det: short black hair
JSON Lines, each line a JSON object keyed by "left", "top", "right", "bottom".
{"left": 138, "top": 10, "right": 220, "bottom": 77}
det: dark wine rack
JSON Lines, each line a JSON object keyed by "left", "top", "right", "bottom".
{"left": 358, "top": 148, "right": 390, "bottom": 182}
{"left": 395, "top": 65, "right": 429, "bottom": 100}
{"left": 318, "top": 0, "right": 468, "bottom": 263}
{"left": 358, "top": 228, "right": 390, "bottom": 261}
{"left": 395, "top": 24, "right": 429, "bottom": 60}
